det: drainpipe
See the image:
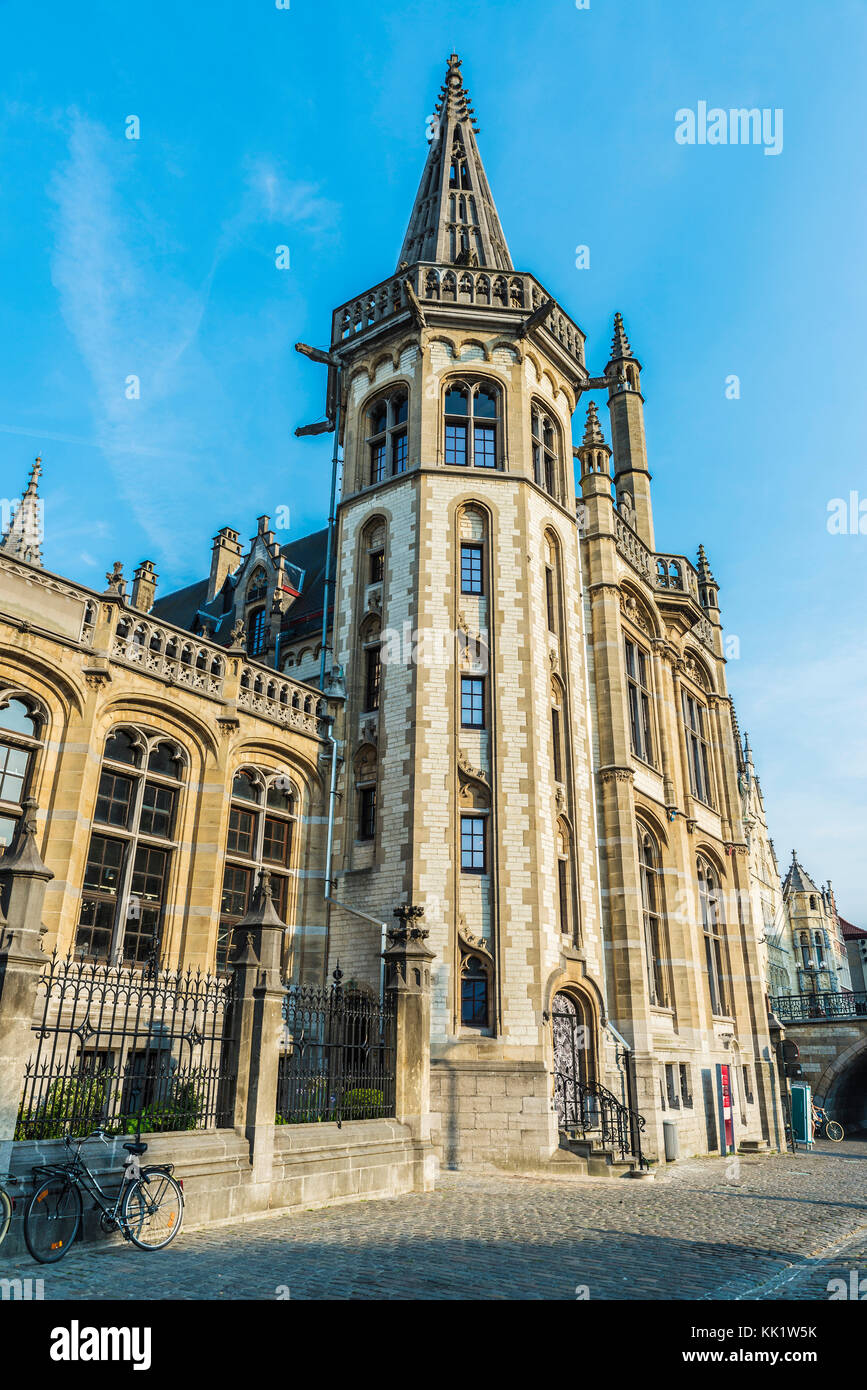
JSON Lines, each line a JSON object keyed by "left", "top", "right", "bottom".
{"left": 319, "top": 374, "right": 341, "bottom": 692}
{"left": 322, "top": 715, "right": 389, "bottom": 997}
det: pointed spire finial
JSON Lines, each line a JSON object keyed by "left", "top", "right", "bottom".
{"left": 397, "top": 54, "right": 511, "bottom": 270}
{"left": 1, "top": 455, "right": 44, "bottom": 567}
{"left": 696, "top": 543, "right": 716, "bottom": 582}
{"left": 609, "top": 311, "right": 635, "bottom": 363}
{"left": 582, "top": 400, "right": 605, "bottom": 446}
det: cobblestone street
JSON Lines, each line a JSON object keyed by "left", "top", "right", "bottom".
{"left": 2, "top": 1138, "right": 865, "bottom": 1301}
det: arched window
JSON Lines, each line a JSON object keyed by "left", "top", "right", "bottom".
{"left": 531, "top": 405, "right": 561, "bottom": 500}
{"left": 0, "top": 694, "right": 44, "bottom": 851}
{"left": 247, "top": 607, "right": 268, "bottom": 657}
{"left": 556, "top": 820, "right": 575, "bottom": 940}
{"left": 361, "top": 517, "right": 387, "bottom": 588}
{"left": 698, "top": 856, "right": 728, "bottom": 1016}
{"left": 444, "top": 379, "right": 501, "bottom": 470}
{"left": 809, "top": 894, "right": 817, "bottom": 911}
{"left": 625, "top": 637, "right": 654, "bottom": 765}
{"left": 544, "top": 531, "right": 562, "bottom": 636}
{"left": 75, "top": 726, "right": 186, "bottom": 965}
{"left": 353, "top": 744, "right": 378, "bottom": 845}
{"left": 460, "top": 954, "right": 490, "bottom": 1029}
{"left": 361, "top": 619, "right": 382, "bottom": 713}
{"left": 682, "top": 689, "right": 714, "bottom": 806}
{"left": 367, "top": 388, "right": 408, "bottom": 485}
{"left": 799, "top": 932, "right": 812, "bottom": 968}
{"left": 247, "top": 567, "right": 268, "bottom": 604}
{"left": 814, "top": 931, "right": 825, "bottom": 967}
{"left": 551, "top": 678, "right": 565, "bottom": 784}
{"left": 218, "top": 768, "right": 298, "bottom": 971}
{"left": 449, "top": 139, "right": 471, "bottom": 191}
{"left": 639, "top": 828, "right": 668, "bottom": 1007}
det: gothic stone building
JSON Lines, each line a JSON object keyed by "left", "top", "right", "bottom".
{"left": 0, "top": 54, "right": 790, "bottom": 1167}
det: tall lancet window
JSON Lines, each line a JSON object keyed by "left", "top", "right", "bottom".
{"left": 531, "top": 406, "right": 561, "bottom": 501}
{"left": 449, "top": 133, "right": 471, "bottom": 189}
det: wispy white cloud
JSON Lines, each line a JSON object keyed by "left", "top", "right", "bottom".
{"left": 47, "top": 116, "right": 339, "bottom": 562}
{"left": 48, "top": 114, "right": 207, "bottom": 555}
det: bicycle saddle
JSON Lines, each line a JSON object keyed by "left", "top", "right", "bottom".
{"left": 123, "top": 1142, "right": 148, "bottom": 1156}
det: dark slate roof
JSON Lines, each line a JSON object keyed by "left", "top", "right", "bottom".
{"left": 151, "top": 527, "right": 332, "bottom": 651}
{"left": 782, "top": 853, "right": 820, "bottom": 896}
{"left": 278, "top": 527, "right": 332, "bottom": 642}
{"left": 151, "top": 577, "right": 214, "bottom": 631}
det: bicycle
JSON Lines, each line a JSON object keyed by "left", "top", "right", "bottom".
{"left": 24, "top": 1128, "right": 184, "bottom": 1264}
{"left": 0, "top": 1175, "right": 20, "bottom": 1247}
{"left": 812, "top": 1107, "right": 845, "bottom": 1143}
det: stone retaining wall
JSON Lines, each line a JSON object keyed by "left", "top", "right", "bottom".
{"left": 1, "top": 1121, "right": 434, "bottom": 1260}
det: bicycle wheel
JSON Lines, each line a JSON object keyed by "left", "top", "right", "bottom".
{"left": 0, "top": 1186, "right": 12, "bottom": 1247}
{"left": 825, "top": 1120, "right": 844, "bottom": 1142}
{"left": 24, "top": 1176, "right": 82, "bottom": 1263}
{"left": 121, "top": 1168, "right": 184, "bottom": 1251}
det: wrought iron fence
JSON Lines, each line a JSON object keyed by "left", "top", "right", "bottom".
{"left": 277, "top": 970, "right": 396, "bottom": 1125}
{"left": 554, "top": 1074, "right": 646, "bottom": 1166}
{"left": 770, "top": 991, "right": 867, "bottom": 1023}
{"left": 16, "top": 953, "right": 235, "bottom": 1140}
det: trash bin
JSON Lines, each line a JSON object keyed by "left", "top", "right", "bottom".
{"left": 663, "top": 1120, "right": 679, "bottom": 1162}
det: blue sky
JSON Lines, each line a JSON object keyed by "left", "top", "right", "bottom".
{"left": 1, "top": 0, "right": 865, "bottom": 917}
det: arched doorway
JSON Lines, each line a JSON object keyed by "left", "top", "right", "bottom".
{"left": 820, "top": 1040, "right": 867, "bottom": 1135}
{"left": 552, "top": 991, "right": 596, "bottom": 1131}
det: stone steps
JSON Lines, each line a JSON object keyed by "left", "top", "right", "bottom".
{"left": 560, "top": 1132, "right": 646, "bottom": 1178}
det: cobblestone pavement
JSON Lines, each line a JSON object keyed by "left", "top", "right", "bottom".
{"left": 2, "top": 1138, "right": 865, "bottom": 1301}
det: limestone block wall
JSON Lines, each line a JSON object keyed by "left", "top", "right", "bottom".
{"left": 3, "top": 1121, "right": 432, "bottom": 1257}
{"left": 0, "top": 554, "right": 329, "bottom": 976}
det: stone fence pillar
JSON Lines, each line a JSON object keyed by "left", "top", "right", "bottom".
{"left": 383, "top": 905, "right": 435, "bottom": 1143}
{"left": 0, "top": 800, "right": 52, "bottom": 1150}
{"left": 222, "top": 869, "right": 287, "bottom": 1193}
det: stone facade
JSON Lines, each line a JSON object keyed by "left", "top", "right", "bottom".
{"left": 0, "top": 546, "right": 331, "bottom": 981}
{"left": 12, "top": 50, "right": 855, "bottom": 1172}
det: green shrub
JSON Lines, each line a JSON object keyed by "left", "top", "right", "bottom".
{"left": 340, "top": 1087, "right": 384, "bottom": 1119}
{"left": 122, "top": 1081, "right": 202, "bottom": 1134}
{"left": 15, "top": 1074, "right": 113, "bottom": 1141}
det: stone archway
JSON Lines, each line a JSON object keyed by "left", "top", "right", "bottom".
{"left": 551, "top": 990, "right": 597, "bottom": 1130}
{"left": 816, "top": 1035, "right": 867, "bottom": 1133}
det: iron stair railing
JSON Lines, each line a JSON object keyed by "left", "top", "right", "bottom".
{"left": 554, "top": 1074, "right": 647, "bottom": 1168}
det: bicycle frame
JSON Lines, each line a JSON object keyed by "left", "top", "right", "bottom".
{"left": 32, "top": 1133, "right": 171, "bottom": 1239}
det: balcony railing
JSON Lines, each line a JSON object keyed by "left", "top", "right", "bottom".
{"left": 770, "top": 991, "right": 867, "bottom": 1023}
{"left": 113, "top": 616, "right": 226, "bottom": 697}
{"left": 331, "top": 263, "right": 585, "bottom": 367}
{"left": 238, "top": 666, "right": 327, "bottom": 736}
{"left": 655, "top": 553, "right": 700, "bottom": 601}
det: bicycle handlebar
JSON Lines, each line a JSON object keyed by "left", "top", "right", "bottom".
{"left": 64, "top": 1127, "right": 110, "bottom": 1149}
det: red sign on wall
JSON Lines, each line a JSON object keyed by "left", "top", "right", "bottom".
{"left": 719, "top": 1064, "right": 734, "bottom": 1149}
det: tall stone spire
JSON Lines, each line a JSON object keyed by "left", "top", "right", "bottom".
{"left": 2, "top": 456, "right": 44, "bottom": 566}
{"left": 397, "top": 53, "right": 513, "bottom": 272}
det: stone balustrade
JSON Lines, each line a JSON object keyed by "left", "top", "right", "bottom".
{"left": 332, "top": 262, "right": 585, "bottom": 367}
